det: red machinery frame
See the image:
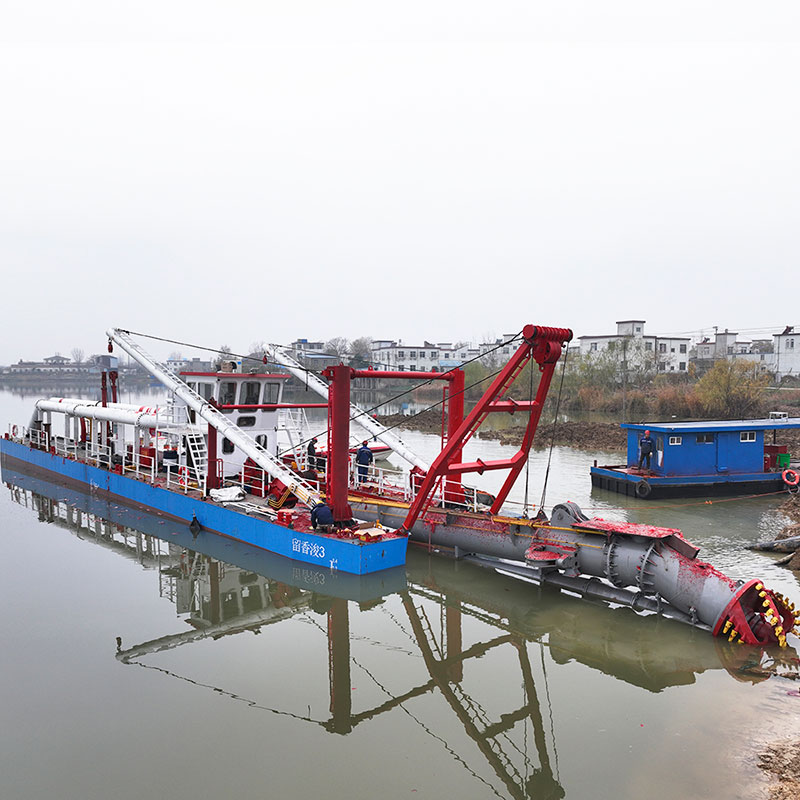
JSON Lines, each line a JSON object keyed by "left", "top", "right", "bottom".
{"left": 401, "top": 324, "right": 572, "bottom": 532}
{"left": 322, "top": 364, "right": 468, "bottom": 521}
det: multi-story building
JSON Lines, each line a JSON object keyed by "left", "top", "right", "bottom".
{"left": 578, "top": 320, "right": 690, "bottom": 374}
{"left": 369, "top": 340, "right": 456, "bottom": 372}
{"left": 773, "top": 326, "right": 800, "bottom": 380}
{"left": 692, "top": 328, "right": 776, "bottom": 374}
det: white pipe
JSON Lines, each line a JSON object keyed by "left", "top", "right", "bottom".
{"left": 35, "top": 399, "right": 191, "bottom": 431}
{"left": 107, "top": 328, "right": 324, "bottom": 508}
{"left": 265, "top": 345, "right": 431, "bottom": 473}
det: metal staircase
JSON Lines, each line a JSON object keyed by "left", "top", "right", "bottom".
{"left": 184, "top": 432, "right": 209, "bottom": 492}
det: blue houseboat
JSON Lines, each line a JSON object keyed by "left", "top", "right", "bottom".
{"left": 590, "top": 417, "right": 800, "bottom": 498}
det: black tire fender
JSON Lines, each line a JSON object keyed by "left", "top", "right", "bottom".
{"left": 635, "top": 479, "right": 652, "bottom": 498}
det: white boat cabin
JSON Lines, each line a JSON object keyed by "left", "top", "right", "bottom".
{"left": 181, "top": 370, "right": 291, "bottom": 476}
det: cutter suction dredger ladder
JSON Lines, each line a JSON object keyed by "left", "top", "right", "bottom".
{"left": 106, "top": 328, "right": 325, "bottom": 510}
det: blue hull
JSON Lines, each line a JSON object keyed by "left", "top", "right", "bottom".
{"left": 590, "top": 465, "right": 786, "bottom": 499}
{"left": 0, "top": 439, "right": 407, "bottom": 575}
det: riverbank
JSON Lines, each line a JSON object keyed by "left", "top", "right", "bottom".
{"left": 376, "top": 411, "right": 626, "bottom": 452}
{"left": 759, "top": 738, "right": 800, "bottom": 800}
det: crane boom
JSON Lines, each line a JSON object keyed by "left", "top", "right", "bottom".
{"left": 264, "top": 344, "right": 431, "bottom": 473}
{"left": 107, "top": 328, "right": 325, "bottom": 509}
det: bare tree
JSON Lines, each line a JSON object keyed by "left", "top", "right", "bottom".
{"left": 348, "top": 336, "right": 373, "bottom": 367}
{"left": 168, "top": 351, "right": 182, "bottom": 362}
{"left": 214, "top": 344, "right": 234, "bottom": 370}
{"left": 325, "top": 337, "right": 350, "bottom": 360}
{"left": 70, "top": 347, "right": 84, "bottom": 365}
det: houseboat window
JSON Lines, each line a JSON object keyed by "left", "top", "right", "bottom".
{"left": 219, "top": 382, "right": 237, "bottom": 406}
{"left": 237, "top": 416, "right": 256, "bottom": 427}
{"left": 696, "top": 433, "right": 714, "bottom": 444}
{"left": 668, "top": 436, "right": 682, "bottom": 446}
{"left": 263, "top": 383, "right": 280, "bottom": 404}
{"left": 222, "top": 438, "right": 234, "bottom": 454}
{"left": 740, "top": 431, "right": 756, "bottom": 442}
{"left": 240, "top": 381, "right": 261, "bottom": 405}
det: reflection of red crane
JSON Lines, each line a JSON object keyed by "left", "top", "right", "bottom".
{"left": 115, "top": 559, "right": 564, "bottom": 800}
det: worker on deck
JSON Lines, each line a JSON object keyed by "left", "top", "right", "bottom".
{"left": 310, "top": 502, "right": 334, "bottom": 532}
{"left": 638, "top": 429, "right": 655, "bottom": 471}
{"left": 355, "top": 441, "right": 374, "bottom": 483}
{"left": 162, "top": 445, "right": 179, "bottom": 473}
{"left": 307, "top": 437, "right": 318, "bottom": 471}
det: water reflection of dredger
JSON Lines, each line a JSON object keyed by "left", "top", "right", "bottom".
{"left": 6, "top": 468, "right": 800, "bottom": 800}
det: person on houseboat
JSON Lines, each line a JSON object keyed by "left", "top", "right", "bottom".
{"left": 638, "top": 430, "right": 655, "bottom": 471}
{"left": 356, "top": 441, "right": 374, "bottom": 483}
{"left": 311, "top": 502, "right": 334, "bottom": 532}
{"left": 307, "top": 438, "right": 318, "bottom": 470}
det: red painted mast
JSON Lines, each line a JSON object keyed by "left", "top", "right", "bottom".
{"left": 323, "top": 364, "right": 353, "bottom": 523}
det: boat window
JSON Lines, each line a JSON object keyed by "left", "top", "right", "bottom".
{"left": 240, "top": 382, "right": 261, "bottom": 405}
{"left": 188, "top": 382, "right": 197, "bottom": 392}
{"left": 740, "top": 431, "right": 756, "bottom": 442}
{"left": 222, "top": 438, "right": 234, "bottom": 454}
{"left": 696, "top": 433, "right": 714, "bottom": 444}
{"left": 237, "top": 416, "right": 256, "bottom": 427}
{"left": 263, "top": 383, "right": 280, "bottom": 404}
{"left": 255, "top": 435, "right": 268, "bottom": 447}
{"left": 219, "top": 382, "right": 237, "bottom": 406}
{"left": 199, "top": 383, "right": 214, "bottom": 400}
{"left": 668, "top": 436, "right": 682, "bottom": 446}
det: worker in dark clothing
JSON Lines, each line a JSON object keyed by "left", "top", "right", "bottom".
{"left": 310, "top": 502, "right": 335, "bottom": 531}
{"left": 307, "top": 438, "right": 318, "bottom": 470}
{"left": 355, "top": 441, "right": 374, "bottom": 483}
{"left": 162, "top": 446, "right": 179, "bottom": 473}
{"left": 638, "top": 429, "right": 655, "bottom": 470}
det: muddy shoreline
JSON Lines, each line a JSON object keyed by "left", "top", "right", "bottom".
{"left": 759, "top": 738, "right": 800, "bottom": 800}
{"left": 377, "top": 411, "right": 625, "bottom": 454}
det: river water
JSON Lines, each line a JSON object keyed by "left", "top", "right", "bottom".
{"left": 1, "top": 387, "right": 799, "bottom": 800}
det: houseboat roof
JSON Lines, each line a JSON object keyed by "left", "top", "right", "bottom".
{"left": 180, "top": 372, "right": 291, "bottom": 380}
{"left": 621, "top": 418, "right": 800, "bottom": 433}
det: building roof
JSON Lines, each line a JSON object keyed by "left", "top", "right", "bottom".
{"left": 621, "top": 418, "right": 800, "bottom": 433}
{"left": 615, "top": 319, "right": 646, "bottom": 324}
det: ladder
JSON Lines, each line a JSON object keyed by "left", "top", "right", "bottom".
{"left": 184, "top": 431, "right": 208, "bottom": 493}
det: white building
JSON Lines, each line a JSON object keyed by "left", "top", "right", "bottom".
{"left": 578, "top": 320, "right": 690, "bottom": 374}
{"left": 369, "top": 340, "right": 457, "bottom": 372}
{"left": 773, "top": 326, "right": 800, "bottom": 380}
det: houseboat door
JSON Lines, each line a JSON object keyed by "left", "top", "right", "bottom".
{"left": 716, "top": 433, "right": 730, "bottom": 472}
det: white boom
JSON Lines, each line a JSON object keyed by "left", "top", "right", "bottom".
{"left": 107, "top": 328, "right": 325, "bottom": 509}
{"left": 265, "top": 344, "right": 431, "bottom": 473}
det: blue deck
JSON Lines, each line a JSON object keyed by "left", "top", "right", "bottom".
{"left": 0, "top": 438, "right": 407, "bottom": 575}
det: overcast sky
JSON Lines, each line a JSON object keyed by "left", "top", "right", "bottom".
{"left": 2, "top": 3, "right": 799, "bottom": 363}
